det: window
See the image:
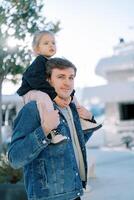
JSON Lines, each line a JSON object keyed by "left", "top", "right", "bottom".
{"left": 119, "top": 102, "right": 134, "bottom": 120}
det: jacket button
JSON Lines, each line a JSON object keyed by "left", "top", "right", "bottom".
{"left": 77, "top": 192, "right": 80, "bottom": 196}
{"left": 42, "top": 140, "right": 47, "bottom": 144}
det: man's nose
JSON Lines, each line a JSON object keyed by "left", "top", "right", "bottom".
{"left": 50, "top": 43, "right": 54, "bottom": 47}
{"left": 64, "top": 79, "right": 71, "bottom": 86}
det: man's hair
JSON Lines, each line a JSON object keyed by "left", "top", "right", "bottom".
{"left": 32, "top": 30, "right": 54, "bottom": 49}
{"left": 46, "top": 57, "right": 77, "bottom": 78}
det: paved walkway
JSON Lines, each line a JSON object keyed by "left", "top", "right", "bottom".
{"left": 82, "top": 147, "right": 134, "bottom": 200}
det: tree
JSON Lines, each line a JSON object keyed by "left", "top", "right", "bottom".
{"left": 0, "top": 0, "right": 60, "bottom": 146}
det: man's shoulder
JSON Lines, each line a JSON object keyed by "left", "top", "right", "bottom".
{"left": 22, "top": 101, "right": 37, "bottom": 111}
{"left": 19, "top": 101, "right": 38, "bottom": 117}
{"left": 14, "top": 101, "right": 40, "bottom": 126}
{"left": 69, "top": 102, "right": 77, "bottom": 111}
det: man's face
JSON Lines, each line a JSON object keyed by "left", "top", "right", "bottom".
{"left": 48, "top": 68, "right": 75, "bottom": 100}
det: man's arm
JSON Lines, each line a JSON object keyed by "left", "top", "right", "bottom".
{"left": 8, "top": 102, "right": 51, "bottom": 169}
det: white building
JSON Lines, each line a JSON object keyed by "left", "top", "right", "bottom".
{"left": 1, "top": 94, "right": 23, "bottom": 143}
{"left": 81, "top": 39, "right": 134, "bottom": 146}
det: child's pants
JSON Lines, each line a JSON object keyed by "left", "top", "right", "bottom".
{"left": 23, "top": 90, "right": 54, "bottom": 124}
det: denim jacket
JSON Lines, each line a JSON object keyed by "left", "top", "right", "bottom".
{"left": 8, "top": 101, "right": 93, "bottom": 200}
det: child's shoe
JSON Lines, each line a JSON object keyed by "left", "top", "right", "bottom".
{"left": 80, "top": 118, "right": 102, "bottom": 131}
{"left": 49, "top": 130, "right": 67, "bottom": 144}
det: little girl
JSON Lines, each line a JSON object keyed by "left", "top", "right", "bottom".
{"left": 17, "top": 30, "right": 101, "bottom": 144}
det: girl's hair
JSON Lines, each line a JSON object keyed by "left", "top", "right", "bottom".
{"left": 32, "top": 30, "right": 54, "bottom": 49}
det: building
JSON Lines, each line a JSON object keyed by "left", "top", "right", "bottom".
{"left": 1, "top": 94, "right": 23, "bottom": 143}
{"left": 81, "top": 39, "right": 134, "bottom": 146}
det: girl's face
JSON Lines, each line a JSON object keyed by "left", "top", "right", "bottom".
{"left": 35, "top": 34, "right": 56, "bottom": 58}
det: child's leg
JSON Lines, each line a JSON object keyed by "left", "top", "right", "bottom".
{"left": 23, "top": 90, "right": 67, "bottom": 144}
{"left": 23, "top": 90, "right": 53, "bottom": 115}
{"left": 73, "top": 95, "right": 102, "bottom": 132}
{"left": 35, "top": 92, "right": 67, "bottom": 143}
{"left": 23, "top": 90, "right": 54, "bottom": 125}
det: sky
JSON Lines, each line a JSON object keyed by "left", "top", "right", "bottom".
{"left": 2, "top": 0, "right": 134, "bottom": 94}
{"left": 44, "top": 0, "right": 134, "bottom": 87}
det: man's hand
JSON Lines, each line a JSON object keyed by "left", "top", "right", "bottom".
{"left": 54, "top": 96, "right": 71, "bottom": 108}
{"left": 77, "top": 105, "right": 92, "bottom": 120}
{"left": 42, "top": 110, "right": 60, "bottom": 135}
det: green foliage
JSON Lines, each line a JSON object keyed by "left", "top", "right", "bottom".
{"left": 0, "top": 0, "right": 60, "bottom": 81}
{"left": 0, "top": 152, "right": 22, "bottom": 184}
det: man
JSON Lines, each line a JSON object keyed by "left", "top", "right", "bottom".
{"left": 8, "top": 58, "right": 101, "bottom": 200}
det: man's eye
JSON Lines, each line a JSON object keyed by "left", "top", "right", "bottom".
{"left": 58, "top": 76, "right": 64, "bottom": 79}
{"left": 70, "top": 77, "right": 74, "bottom": 80}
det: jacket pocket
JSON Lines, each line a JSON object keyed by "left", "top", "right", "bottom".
{"left": 48, "top": 141, "right": 67, "bottom": 158}
{"left": 33, "top": 159, "right": 48, "bottom": 190}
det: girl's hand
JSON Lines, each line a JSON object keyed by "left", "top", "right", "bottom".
{"left": 54, "top": 96, "right": 71, "bottom": 108}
